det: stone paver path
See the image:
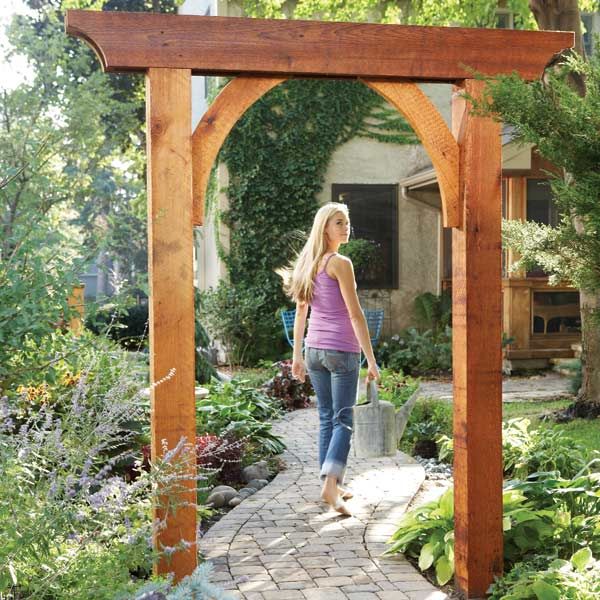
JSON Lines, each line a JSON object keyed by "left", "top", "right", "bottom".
{"left": 199, "top": 402, "right": 448, "bottom": 600}
{"left": 417, "top": 372, "right": 573, "bottom": 403}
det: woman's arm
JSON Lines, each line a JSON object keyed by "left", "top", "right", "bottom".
{"left": 330, "top": 256, "right": 379, "bottom": 380}
{"left": 292, "top": 301, "right": 309, "bottom": 382}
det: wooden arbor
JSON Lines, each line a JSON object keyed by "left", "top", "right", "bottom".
{"left": 66, "top": 10, "right": 572, "bottom": 598}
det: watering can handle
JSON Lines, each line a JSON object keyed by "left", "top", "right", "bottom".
{"left": 366, "top": 379, "right": 379, "bottom": 406}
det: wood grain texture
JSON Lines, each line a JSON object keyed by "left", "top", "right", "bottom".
{"left": 192, "top": 76, "right": 285, "bottom": 225}
{"left": 363, "top": 80, "right": 459, "bottom": 227}
{"left": 146, "top": 68, "right": 197, "bottom": 580}
{"left": 65, "top": 10, "right": 573, "bottom": 81}
{"left": 451, "top": 79, "right": 503, "bottom": 598}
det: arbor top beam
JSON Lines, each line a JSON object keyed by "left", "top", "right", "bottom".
{"left": 66, "top": 10, "right": 573, "bottom": 81}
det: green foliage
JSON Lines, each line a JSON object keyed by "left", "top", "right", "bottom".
{"left": 338, "top": 238, "right": 381, "bottom": 282}
{"left": 377, "top": 326, "right": 453, "bottom": 375}
{"left": 488, "top": 550, "right": 600, "bottom": 600}
{"left": 384, "top": 488, "right": 455, "bottom": 585}
{"left": 402, "top": 397, "right": 452, "bottom": 457}
{"left": 243, "top": 0, "right": 538, "bottom": 28}
{"left": 199, "top": 281, "right": 282, "bottom": 366}
{"left": 376, "top": 368, "right": 420, "bottom": 409}
{"left": 86, "top": 303, "right": 149, "bottom": 350}
{"left": 194, "top": 290, "right": 218, "bottom": 384}
{"left": 197, "top": 379, "right": 286, "bottom": 459}
{"left": 435, "top": 417, "right": 589, "bottom": 477}
{"left": 478, "top": 49, "right": 600, "bottom": 294}
{"left": 502, "top": 418, "right": 587, "bottom": 479}
{"left": 413, "top": 290, "right": 452, "bottom": 334}
{"left": 129, "top": 560, "right": 237, "bottom": 600}
{"left": 0, "top": 346, "right": 195, "bottom": 599}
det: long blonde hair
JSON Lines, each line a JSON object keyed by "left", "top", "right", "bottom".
{"left": 278, "top": 202, "right": 349, "bottom": 304}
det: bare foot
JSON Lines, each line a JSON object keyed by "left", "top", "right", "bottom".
{"left": 320, "top": 490, "right": 352, "bottom": 516}
{"left": 338, "top": 486, "right": 353, "bottom": 500}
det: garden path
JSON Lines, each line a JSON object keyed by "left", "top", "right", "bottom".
{"left": 416, "top": 371, "right": 573, "bottom": 403}
{"left": 199, "top": 401, "right": 448, "bottom": 600}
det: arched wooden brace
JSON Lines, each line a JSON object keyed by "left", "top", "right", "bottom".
{"left": 192, "top": 78, "right": 460, "bottom": 228}
{"left": 192, "top": 77, "right": 285, "bottom": 226}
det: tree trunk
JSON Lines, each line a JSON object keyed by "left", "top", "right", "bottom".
{"left": 530, "top": 1, "right": 600, "bottom": 415}
{"left": 572, "top": 289, "right": 600, "bottom": 415}
{"left": 529, "top": 0, "right": 585, "bottom": 56}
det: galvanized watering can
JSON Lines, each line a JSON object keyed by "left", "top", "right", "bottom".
{"left": 352, "top": 380, "right": 421, "bottom": 458}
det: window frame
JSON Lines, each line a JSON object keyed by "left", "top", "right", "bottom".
{"left": 332, "top": 183, "right": 399, "bottom": 290}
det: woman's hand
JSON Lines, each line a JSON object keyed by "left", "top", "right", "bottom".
{"left": 292, "top": 358, "right": 306, "bottom": 383}
{"left": 366, "top": 361, "right": 379, "bottom": 383}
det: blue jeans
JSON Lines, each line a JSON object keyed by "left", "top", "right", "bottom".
{"left": 305, "top": 346, "right": 360, "bottom": 485}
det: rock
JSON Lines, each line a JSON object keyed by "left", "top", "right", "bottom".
{"left": 242, "top": 460, "right": 270, "bottom": 483}
{"left": 136, "top": 592, "right": 167, "bottom": 600}
{"left": 247, "top": 479, "right": 268, "bottom": 490}
{"left": 238, "top": 487, "right": 257, "bottom": 498}
{"left": 228, "top": 496, "right": 243, "bottom": 507}
{"left": 209, "top": 485, "right": 239, "bottom": 502}
{"left": 206, "top": 492, "right": 226, "bottom": 508}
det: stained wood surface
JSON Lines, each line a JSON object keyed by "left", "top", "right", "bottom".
{"left": 192, "top": 77, "right": 285, "bottom": 225}
{"left": 451, "top": 79, "right": 503, "bottom": 598}
{"left": 65, "top": 10, "right": 573, "bottom": 81}
{"left": 363, "top": 80, "right": 459, "bottom": 228}
{"left": 146, "top": 68, "right": 197, "bottom": 580}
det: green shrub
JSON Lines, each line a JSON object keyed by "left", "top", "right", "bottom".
{"left": 503, "top": 418, "right": 587, "bottom": 479}
{"left": 376, "top": 327, "right": 452, "bottom": 376}
{"left": 413, "top": 290, "right": 452, "bottom": 334}
{"left": 402, "top": 398, "right": 453, "bottom": 457}
{"left": 385, "top": 487, "right": 557, "bottom": 586}
{"left": 198, "top": 281, "right": 283, "bottom": 367}
{"left": 338, "top": 238, "right": 381, "bottom": 282}
{"left": 386, "top": 466, "right": 600, "bottom": 589}
{"left": 488, "top": 549, "right": 600, "bottom": 600}
{"left": 436, "top": 418, "right": 588, "bottom": 478}
{"left": 86, "top": 303, "right": 149, "bottom": 350}
{"left": 197, "top": 379, "right": 286, "bottom": 460}
{"left": 376, "top": 368, "right": 420, "bottom": 409}
{"left": 0, "top": 349, "right": 208, "bottom": 599}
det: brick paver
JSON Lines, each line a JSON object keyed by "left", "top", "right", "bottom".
{"left": 199, "top": 402, "right": 447, "bottom": 599}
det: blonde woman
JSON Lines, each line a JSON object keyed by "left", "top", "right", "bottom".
{"left": 280, "top": 202, "right": 379, "bottom": 516}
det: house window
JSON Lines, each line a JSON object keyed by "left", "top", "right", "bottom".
{"left": 332, "top": 184, "right": 398, "bottom": 289}
{"left": 526, "top": 178, "right": 558, "bottom": 278}
{"left": 532, "top": 291, "right": 580, "bottom": 334}
{"left": 496, "top": 8, "right": 514, "bottom": 29}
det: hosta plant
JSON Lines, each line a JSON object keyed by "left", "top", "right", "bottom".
{"left": 488, "top": 548, "right": 600, "bottom": 600}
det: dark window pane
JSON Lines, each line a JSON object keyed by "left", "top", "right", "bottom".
{"left": 332, "top": 184, "right": 398, "bottom": 288}
{"left": 532, "top": 291, "right": 580, "bottom": 334}
{"left": 526, "top": 179, "right": 558, "bottom": 277}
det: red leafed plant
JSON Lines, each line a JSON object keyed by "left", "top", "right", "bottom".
{"left": 262, "top": 360, "right": 314, "bottom": 411}
{"left": 195, "top": 432, "right": 245, "bottom": 484}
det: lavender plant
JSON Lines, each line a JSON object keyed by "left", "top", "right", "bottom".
{"left": 0, "top": 350, "right": 215, "bottom": 599}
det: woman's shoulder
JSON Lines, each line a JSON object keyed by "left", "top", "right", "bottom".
{"left": 326, "top": 253, "right": 353, "bottom": 278}
{"left": 330, "top": 253, "right": 352, "bottom": 268}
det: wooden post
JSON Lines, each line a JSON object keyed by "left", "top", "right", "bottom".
{"left": 451, "top": 79, "right": 503, "bottom": 598}
{"left": 146, "top": 68, "right": 197, "bottom": 580}
{"left": 67, "top": 284, "right": 85, "bottom": 334}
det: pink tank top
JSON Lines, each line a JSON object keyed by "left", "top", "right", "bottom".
{"left": 305, "top": 253, "right": 361, "bottom": 353}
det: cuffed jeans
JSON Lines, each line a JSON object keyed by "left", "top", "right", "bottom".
{"left": 305, "top": 346, "right": 360, "bottom": 485}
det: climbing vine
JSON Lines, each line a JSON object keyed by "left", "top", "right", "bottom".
{"left": 198, "top": 78, "right": 416, "bottom": 364}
